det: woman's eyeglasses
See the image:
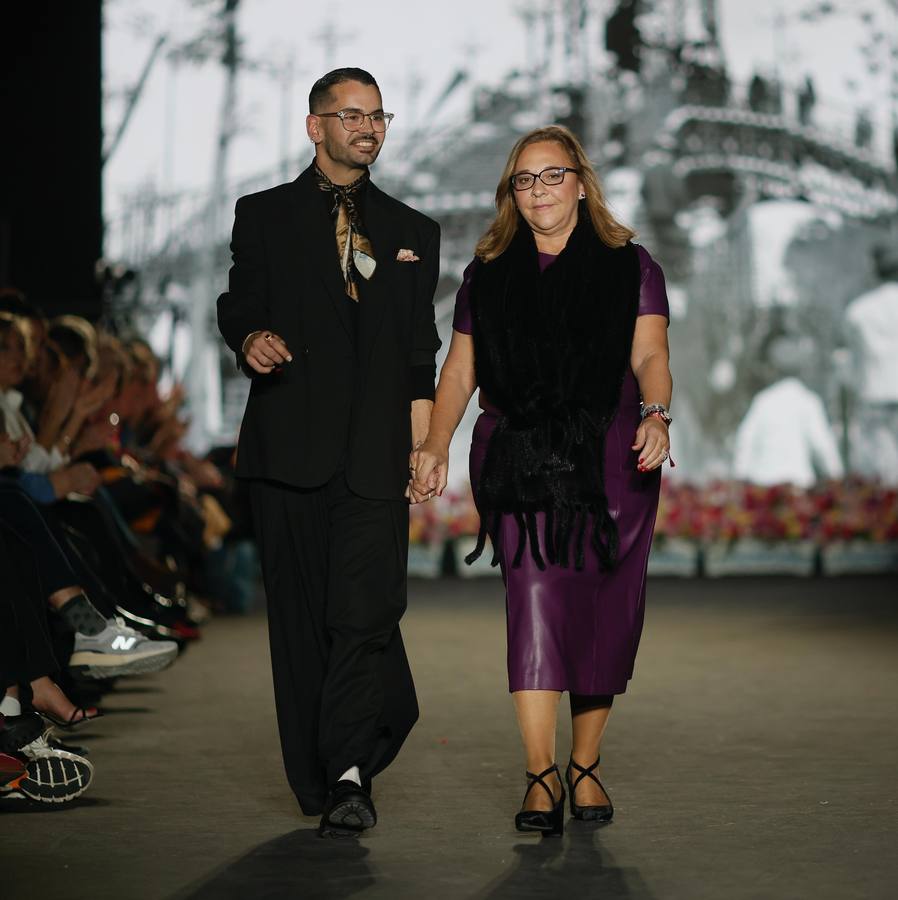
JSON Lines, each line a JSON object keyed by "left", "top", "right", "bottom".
{"left": 510, "top": 166, "right": 579, "bottom": 191}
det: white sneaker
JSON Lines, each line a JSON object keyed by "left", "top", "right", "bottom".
{"left": 69, "top": 618, "right": 179, "bottom": 679}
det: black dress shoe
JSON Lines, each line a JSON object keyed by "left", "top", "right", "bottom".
{"left": 0, "top": 713, "right": 45, "bottom": 754}
{"left": 318, "top": 780, "right": 377, "bottom": 838}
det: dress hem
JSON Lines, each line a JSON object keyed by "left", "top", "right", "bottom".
{"left": 507, "top": 681, "right": 631, "bottom": 695}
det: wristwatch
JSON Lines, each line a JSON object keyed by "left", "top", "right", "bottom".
{"left": 640, "top": 403, "right": 672, "bottom": 426}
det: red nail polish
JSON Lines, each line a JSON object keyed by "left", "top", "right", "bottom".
{"left": 639, "top": 458, "right": 644, "bottom": 463}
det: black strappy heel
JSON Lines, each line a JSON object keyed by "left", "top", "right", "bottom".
{"left": 37, "top": 707, "right": 104, "bottom": 732}
{"left": 566, "top": 755, "right": 614, "bottom": 822}
{"left": 515, "top": 764, "right": 566, "bottom": 836}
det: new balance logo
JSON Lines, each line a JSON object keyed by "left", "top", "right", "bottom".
{"left": 111, "top": 636, "right": 138, "bottom": 651}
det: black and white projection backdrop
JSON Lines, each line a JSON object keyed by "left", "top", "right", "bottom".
{"left": 102, "top": 1, "right": 898, "bottom": 570}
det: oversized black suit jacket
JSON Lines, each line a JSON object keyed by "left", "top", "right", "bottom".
{"left": 217, "top": 164, "right": 441, "bottom": 499}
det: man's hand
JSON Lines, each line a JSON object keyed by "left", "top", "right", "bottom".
{"left": 406, "top": 400, "right": 435, "bottom": 503}
{"left": 410, "top": 437, "right": 449, "bottom": 500}
{"left": 243, "top": 331, "right": 293, "bottom": 374}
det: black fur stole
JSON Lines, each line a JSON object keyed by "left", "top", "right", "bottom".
{"left": 466, "top": 214, "right": 640, "bottom": 571}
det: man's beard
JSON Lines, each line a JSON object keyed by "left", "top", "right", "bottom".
{"left": 324, "top": 133, "right": 382, "bottom": 169}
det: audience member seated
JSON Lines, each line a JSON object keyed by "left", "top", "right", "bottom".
{"left": 0, "top": 290, "right": 252, "bottom": 809}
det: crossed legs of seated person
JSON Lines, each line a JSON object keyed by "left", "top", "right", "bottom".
{"left": 0, "top": 492, "right": 180, "bottom": 678}
{"left": 249, "top": 474, "right": 418, "bottom": 837}
{"left": 0, "top": 541, "right": 102, "bottom": 728}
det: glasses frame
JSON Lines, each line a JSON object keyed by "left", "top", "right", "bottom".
{"left": 315, "top": 108, "right": 395, "bottom": 133}
{"left": 510, "top": 166, "right": 580, "bottom": 191}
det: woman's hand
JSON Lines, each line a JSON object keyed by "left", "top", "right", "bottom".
{"left": 0, "top": 433, "right": 31, "bottom": 468}
{"left": 631, "top": 416, "right": 670, "bottom": 472}
{"left": 38, "top": 368, "right": 80, "bottom": 443}
{"left": 73, "top": 373, "right": 117, "bottom": 420}
{"left": 410, "top": 438, "right": 449, "bottom": 500}
{"left": 70, "top": 420, "right": 117, "bottom": 457}
{"left": 50, "top": 462, "right": 101, "bottom": 498}
{"left": 181, "top": 456, "right": 224, "bottom": 490}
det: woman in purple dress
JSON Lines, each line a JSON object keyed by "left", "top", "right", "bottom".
{"left": 412, "top": 126, "right": 672, "bottom": 836}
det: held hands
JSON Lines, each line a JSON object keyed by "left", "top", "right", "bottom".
{"left": 243, "top": 331, "right": 293, "bottom": 375}
{"left": 632, "top": 416, "right": 670, "bottom": 472}
{"left": 408, "top": 438, "right": 449, "bottom": 504}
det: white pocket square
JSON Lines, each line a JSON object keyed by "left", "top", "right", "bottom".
{"left": 396, "top": 248, "right": 420, "bottom": 262}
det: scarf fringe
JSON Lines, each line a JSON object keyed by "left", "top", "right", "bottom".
{"left": 463, "top": 503, "right": 619, "bottom": 573}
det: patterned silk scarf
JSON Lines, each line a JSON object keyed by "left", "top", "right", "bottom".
{"left": 314, "top": 163, "right": 377, "bottom": 301}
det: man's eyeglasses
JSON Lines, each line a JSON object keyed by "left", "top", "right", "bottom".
{"left": 510, "top": 166, "right": 579, "bottom": 191}
{"left": 316, "top": 108, "right": 395, "bottom": 133}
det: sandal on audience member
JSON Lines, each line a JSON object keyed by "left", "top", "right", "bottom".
{"left": 37, "top": 706, "right": 104, "bottom": 731}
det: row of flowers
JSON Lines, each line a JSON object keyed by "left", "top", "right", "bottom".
{"left": 654, "top": 479, "right": 898, "bottom": 544}
{"left": 409, "top": 478, "right": 898, "bottom": 546}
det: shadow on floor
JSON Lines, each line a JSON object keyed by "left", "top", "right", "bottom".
{"left": 473, "top": 824, "right": 657, "bottom": 900}
{"left": 173, "top": 828, "right": 374, "bottom": 900}
{"left": 172, "top": 822, "right": 655, "bottom": 900}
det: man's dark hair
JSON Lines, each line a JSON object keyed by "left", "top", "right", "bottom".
{"left": 309, "top": 67, "right": 379, "bottom": 113}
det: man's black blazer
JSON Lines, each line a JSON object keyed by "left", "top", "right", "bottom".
{"left": 217, "top": 163, "right": 441, "bottom": 500}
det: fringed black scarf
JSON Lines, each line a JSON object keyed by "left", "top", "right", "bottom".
{"left": 465, "top": 213, "right": 640, "bottom": 572}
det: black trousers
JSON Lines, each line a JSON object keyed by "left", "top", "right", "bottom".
{"left": 249, "top": 471, "right": 417, "bottom": 816}
{"left": 0, "top": 528, "right": 59, "bottom": 688}
{"left": 0, "top": 482, "right": 78, "bottom": 597}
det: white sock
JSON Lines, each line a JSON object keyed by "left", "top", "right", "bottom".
{"left": 339, "top": 766, "right": 361, "bottom": 786}
{"left": 0, "top": 695, "right": 22, "bottom": 716}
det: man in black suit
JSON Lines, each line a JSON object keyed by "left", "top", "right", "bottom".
{"left": 217, "top": 68, "right": 440, "bottom": 836}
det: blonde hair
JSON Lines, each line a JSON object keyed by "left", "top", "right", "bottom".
{"left": 0, "top": 312, "right": 27, "bottom": 351}
{"left": 475, "top": 125, "right": 635, "bottom": 262}
{"left": 49, "top": 314, "right": 99, "bottom": 379}
{"left": 96, "top": 333, "right": 133, "bottom": 392}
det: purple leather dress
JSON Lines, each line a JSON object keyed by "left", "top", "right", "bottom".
{"left": 454, "top": 245, "right": 670, "bottom": 695}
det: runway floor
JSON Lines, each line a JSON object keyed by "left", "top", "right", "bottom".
{"left": 3, "top": 574, "right": 897, "bottom": 900}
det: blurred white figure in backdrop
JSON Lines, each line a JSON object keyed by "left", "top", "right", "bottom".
{"left": 843, "top": 248, "right": 898, "bottom": 484}
{"left": 733, "top": 333, "right": 843, "bottom": 487}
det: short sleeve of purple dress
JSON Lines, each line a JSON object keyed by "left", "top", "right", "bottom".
{"left": 454, "top": 244, "right": 670, "bottom": 696}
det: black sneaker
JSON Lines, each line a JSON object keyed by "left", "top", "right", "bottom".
{"left": 4, "top": 734, "right": 93, "bottom": 804}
